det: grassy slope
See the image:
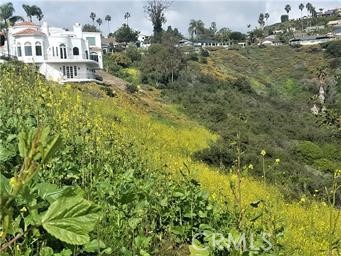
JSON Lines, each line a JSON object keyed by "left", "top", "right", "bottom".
{"left": 78, "top": 77, "right": 340, "bottom": 254}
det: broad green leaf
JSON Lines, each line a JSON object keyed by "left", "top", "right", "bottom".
{"left": 41, "top": 196, "right": 100, "bottom": 245}
{"left": 35, "top": 183, "right": 79, "bottom": 203}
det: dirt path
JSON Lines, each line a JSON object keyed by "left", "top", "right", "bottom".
{"left": 96, "top": 70, "right": 127, "bottom": 91}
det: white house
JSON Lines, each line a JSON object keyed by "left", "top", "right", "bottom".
{"left": 289, "top": 35, "right": 335, "bottom": 46}
{"left": 0, "top": 21, "right": 103, "bottom": 83}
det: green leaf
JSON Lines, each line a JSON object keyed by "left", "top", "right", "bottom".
{"left": 189, "top": 242, "right": 210, "bottom": 256}
{"left": 39, "top": 247, "right": 54, "bottom": 256}
{"left": 35, "top": 183, "right": 79, "bottom": 203}
{"left": 84, "top": 239, "right": 106, "bottom": 253}
{"left": 41, "top": 196, "right": 100, "bottom": 245}
{"left": 0, "top": 173, "right": 10, "bottom": 197}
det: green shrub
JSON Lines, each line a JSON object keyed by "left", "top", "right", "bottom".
{"left": 325, "top": 40, "right": 341, "bottom": 57}
{"left": 295, "top": 141, "right": 323, "bottom": 161}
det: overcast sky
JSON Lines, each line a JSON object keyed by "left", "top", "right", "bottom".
{"left": 5, "top": 0, "right": 341, "bottom": 36}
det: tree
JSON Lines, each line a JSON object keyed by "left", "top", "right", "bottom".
{"left": 216, "top": 27, "right": 231, "bottom": 42}
{"left": 105, "top": 15, "right": 111, "bottom": 35}
{"left": 258, "top": 13, "right": 265, "bottom": 29}
{"left": 124, "top": 12, "right": 131, "bottom": 26}
{"left": 285, "top": 4, "right": 291, "bottom": 18}
{"left": 210, "top": 21, "right": 217, "bottom": 34}
{"left": 0, "top": 2, "right": 23, "bottom": 57}
{"left": 113, "top": 24, "right": 139, "bottom": 43}
{"left": 265, "top": 13, "right": 270, "bottom": 26}
{"left": 188, "top": 19, "right": 205, "bottom": 39}
{"left": 229, "top": 31, "right": 245, "bottom": 42}
{"left": 82, "top": 24, "right": 99, "bottom": 32}
{"left": 96, "top": 18, "right": 102, "bottom": 29}
{"left": 299, "top": 3, "right": 304, "bottom": 31}
{"left": 90, "top": 12, "right": 96, "bottom": 25}
{"left": 144, "top": 0, "right": 171, "bottom": 42}
{"left": 22, "top": 4, "right": 43, "bottom": 22}
{"left": 306, "top": 3, "right": 312, "bottom": 16}
{"left": 281, "top": 14, "right": 289, "bottom": 23}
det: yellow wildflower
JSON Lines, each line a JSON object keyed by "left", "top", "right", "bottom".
{"left": 275, "top": 158, "right": 280, "bottom": 164}
{"left": 260, "top": 150, "right": 266, "bottom": 156}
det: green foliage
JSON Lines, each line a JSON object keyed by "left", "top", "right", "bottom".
{"left": 41, "top": 196, "right": 100, "bottom": 245}
{"left": 281, "top": 15, "right": 289, "bottom": 23}
{"left": 295, "top": 141, "right": 323, "bottom": 161}
{"left": 113, "top": 24, "right": 139, "bottom": 43}
{"left": 125, "top": 45, "right": 142, "bottom": 63}
{"left": 82, "top": 24, "right": 99, "bottom": 32}
{"left": 325, "top": 40, "right": 341, "bottom": 58}
{"left": 140, "top": 43, "right": 185, "bottom": 86}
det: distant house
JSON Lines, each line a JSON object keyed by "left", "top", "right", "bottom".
{"left": 327, "top": 20, "right": 341, "bottom": 26}
{"left": 273, "top": 29, "right": 284, "bottom": 35}
{"left": 194, "top": 39, "right": 229, "bottom": 48}
{"left": 305, "top": 25, "right": 325, "bottom": 33}
{"left": 261, "top": 35, "right": 282, "bottom": 46}
{"left": 289, "top": 35, "right": 335, "bottom": 46}
{"left": 178, "top": 39, "right": 193, "bottom": 47}
{"left": 0, "top": 21, "right": 103, "bottom": 83}
{"left": 138, "top": 34, "right": 151, "bottom": 49}
{"left": 323, "top": 9, "right": 335, "bottom": 17}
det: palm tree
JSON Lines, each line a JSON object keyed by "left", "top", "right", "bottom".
{"left": 265, "top": 13, "right": 270, "bottom": 26}
{"left": 285, "top": 4, "right": 291, "bottom": 17}
{"left": 124, "top": 12, "right": 131, "bottom": 26}
{"left": 0, "top": 2, "right": 23, "bottom": 57}
{"left": 96, "top": 18, "right": 102, "bottom": 30}
{"left": 188, "top": 19, "right": 205, "bottom": 39}
{"left": 22, "top": 5, "right": 43, "bottom": 23}
{"left": 299, "top": 3, "right": 304, "bottom": 31}
{"left": 90, "top": 12, "right": 96, "bottom": 25}
{"left": 258, "top": 13, "right": 265, "bottom": 29}
{"left": 22, "top": 4, "right": 34, "bottom": 22}
{"left": 306, "top": 3, "right": 312, "bottom": 16}
{"left": 105, "top": 15, "right": 111, "bottom": 35}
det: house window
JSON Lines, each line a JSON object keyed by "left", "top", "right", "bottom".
{"left": 62, "top": 65, "right": 75, "bottom": 79}
{"left": 90, "top": 52, "right": 98, "bottom": 62}
{"left": 59, "top": 44, "right": 67, "bottom": 59}
{"left": 56, "top": 47, "right": 58, "bottom": 56}
{"left": 85, "top": 50, "right": 89, "bottom": 59}
{"left": 35, "top": 42, "right": 42, "bottom": 56}
{"left": 73, "top": 47, "right": 79, "bottom": 56}
{"left": 86, "top": 37, "right": 96, "bottom": 46}
{"left": 24, "top": 42, "right": 32, "bottom": 56}
{"left": 17, "top": 44, "right": 22, "bottom": 57}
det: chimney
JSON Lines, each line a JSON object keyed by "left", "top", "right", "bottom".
{"left": 41, "top": 21, "right": 49, "bottom": 35}
{"left": 73, "top": 23, "right": 82, "bottom": 38}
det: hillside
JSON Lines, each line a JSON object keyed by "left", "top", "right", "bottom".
{"left": 0, "top": 45, "right": 340, "bottom": 256}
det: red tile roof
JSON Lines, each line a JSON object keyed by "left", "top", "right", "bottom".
{"left": 14, "top": 21, "right": 38, "bottom": 27}
{"left": 13, "top": 28, "right": 45, "bottom": 36}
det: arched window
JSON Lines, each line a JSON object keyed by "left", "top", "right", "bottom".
{"left": 90, "top": 52, "right": 98, "bottom": 62}
{"left": 73, "top": 47, "right": 79, "bottom": 56}
{"left": 24, "top": 42, "right": 32, "bottom": 56}
{"left": 35, "top": 42, "right": 42, "bottom": 56}
{"left": 17, "top": 43, "right": 22, "bottom": 57}
{"left": 59, "top": 44, "right": 67, "bottom": 59}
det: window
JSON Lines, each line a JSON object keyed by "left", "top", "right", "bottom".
{"left": 85, "top": 50, "right": 89, "bottom": 59}
{"left": 90, "top": 52, "right": 98, "bottom": 62}
{"left": 59, "top": 44, "right": 67, "bottom": 59}
{"left": 62, "top": 65, "right": 76, "bottom": 79}
{"left": 35, "top": 42, "right": 42, "bottom": 56}
{"left": 56, "top": 47, "right": 58, "bottom": 56}
{"left": 73, "top": 47, "right": 79, "bottom": 56}
{"left": 52, "top": 47, "right": 55, "bottom": 56}
{"left": 86, "top": 37, "right": 96, "bottom": 46}
{"left": 17, "top": 44, "right": 22, "bottom": 57}
{"left": 24, "top": 42, "right": 32, "bottom": 56}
